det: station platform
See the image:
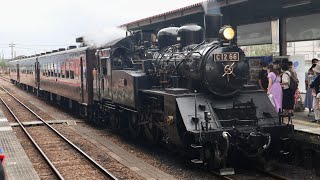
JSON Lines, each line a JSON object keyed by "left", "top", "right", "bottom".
{"left": 292, "top": 110, "right": 320, "bottom": 136}
{"left": 0, "top": 109, "right": 40, "bottom": 180}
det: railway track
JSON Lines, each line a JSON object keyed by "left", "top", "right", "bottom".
{"left": 0, "top": 85, "right": 118, "bottom": 180}
{"left": 197, "top": 164, "right": 291, "bottom": 180}
{"left": 0, "top": 76, "right": 300, "bottom": 180}
{"left": 0, "top": 76, "right": 11, "bottom": 83}
{"left": 217, "top": 169, "right": 291, "bottom": 180}
{"left": 257, "top": 168, "right": 291, "bottom": 180}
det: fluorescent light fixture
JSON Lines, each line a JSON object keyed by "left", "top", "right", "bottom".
{"left": 282, "top": 0, "right": 311, "bottom": 8}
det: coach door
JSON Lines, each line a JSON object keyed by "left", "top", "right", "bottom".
{"left": 97, "top": 48, "right": 112, "bottom": 100}
{"left": 80, "top": 57, "right": 84, "bottom": 103}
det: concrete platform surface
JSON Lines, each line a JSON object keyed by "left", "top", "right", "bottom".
{"left": 292, "top": 110, "right": 320, "bottom": 135}
{"left": 0, "top": 110, "right": 40, "bottom": 180}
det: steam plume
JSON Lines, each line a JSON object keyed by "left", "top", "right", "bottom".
{"left": 82, "top": 27, "right": 126, "bottom": 48}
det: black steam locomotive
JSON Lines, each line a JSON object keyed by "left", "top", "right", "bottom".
{"left": 9, "top": 15, "right": 293, "bottom": 172}
{"left": 91, "top": 17, "right": 293, "bottom": 170}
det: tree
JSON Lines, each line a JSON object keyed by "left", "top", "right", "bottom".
{"left": 243, "top": 44, "right": 279, "bottom": 57}
{"left": 0, "top": 59, "right": 8, "bottom": 69}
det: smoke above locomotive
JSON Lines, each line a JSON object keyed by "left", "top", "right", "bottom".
{"left": 80, "top": 27, "right": 126, "bottom": 48}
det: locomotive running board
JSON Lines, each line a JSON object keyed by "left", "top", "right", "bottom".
{"left": 219, "top": 168, "right": 235, "bottom": 175}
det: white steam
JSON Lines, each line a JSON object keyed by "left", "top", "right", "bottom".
{"left": 202, "top": 0, "right": 221, "bottom": 15}
{"left": 82, "top": 27, "right": 126, "bottom": 48}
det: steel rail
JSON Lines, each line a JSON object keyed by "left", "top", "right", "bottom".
{"left": 0, "top": 85, "right": 118, "bottom": 180}
{"left": 256, "top": 168, "right": 291, "bottom": 180}
{"left": 196, "top": 164, "right": 235, "bottom": 180}
{"left": 0, "top": 94, "right": 65, "bottom": 180}
{"left": 210, "top": 170, "right": 235, "bottom": 180}
{"left": 0, "top": 76, "right": 11, "bottom": 83}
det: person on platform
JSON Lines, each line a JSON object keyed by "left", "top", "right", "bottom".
{"left": 310, "top": 64, "right": 320, "bottom": 121}
{"left": 273, "top": 60, "right": 281, "bottom": 75}
{"left": 288, "top": 61, "right": 298, "bottom": 82}
{"left": 281, "top": 63, "right": 294, "bottom": 116}
{"left": 0, "top": 148, "right": 5, "bottom": 180}
{"left": 267, "top": 64, "right": 282, "bottom": 113}
{"left": 258, "top": 62, "right": 269, "bottom": 91}
{"left": 288, "top": 61, "right": 300, "bottom": 111}
{"left": 305, "top": 64, "right": 317, "bottom": 116}
{"left": 312, "top": 58, "right": 319, "bottom": 66}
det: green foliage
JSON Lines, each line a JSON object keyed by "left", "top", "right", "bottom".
{"left": 244, "top": 44, "right": 278, "bottom": 56}
{"left": 0, "top": 59, "right": 8, "bottom": 69}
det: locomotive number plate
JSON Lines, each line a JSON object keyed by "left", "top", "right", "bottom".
{"left": 214, "top": 52, "right": 239, "bottom": 61}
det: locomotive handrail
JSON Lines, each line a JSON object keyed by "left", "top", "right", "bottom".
{"left": 218, "top": 119, "right": 258, "bottom": 122}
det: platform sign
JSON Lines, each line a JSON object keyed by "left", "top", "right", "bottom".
{"left": 289, "top": 55, "right": 305, "bottom": 93}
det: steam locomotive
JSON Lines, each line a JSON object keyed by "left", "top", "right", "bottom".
{"left": 9, "top": 15, "right": 293, "bottom": 171}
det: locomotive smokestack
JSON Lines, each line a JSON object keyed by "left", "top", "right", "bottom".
{"left": 202, "top": 0, "right": 223, "bottom": 41}
{"left": 204, "top": 14, "right": 222, "bottom": 41}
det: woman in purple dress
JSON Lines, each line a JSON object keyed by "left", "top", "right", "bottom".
{"left": 267, "top": 64, "right": 283, "bottom": 112}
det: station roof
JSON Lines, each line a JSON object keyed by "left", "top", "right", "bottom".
{"left": 119, "top": 0, "right": 320, "bottom": 31}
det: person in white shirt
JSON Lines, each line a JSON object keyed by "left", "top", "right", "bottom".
{"left": 281, "top": 63, "right": 294, "bottom": 116}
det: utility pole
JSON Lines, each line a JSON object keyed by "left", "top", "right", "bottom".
{"left": 9, "top": 42, "right": 16, "bottom": 59}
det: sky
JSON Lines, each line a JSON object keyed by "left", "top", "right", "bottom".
{"left": 0, "top": 0, "right": 204, "bottom": 59}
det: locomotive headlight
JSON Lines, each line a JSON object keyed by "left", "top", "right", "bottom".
{"left": 219, "top": 26, "right": 235, "bottom": 41}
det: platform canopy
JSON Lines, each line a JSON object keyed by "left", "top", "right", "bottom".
{"left": 119, "top": 0, "right": 320, "bottom": 54}
{"left": 120, "top": 0, "right": 320, "bottom": 30}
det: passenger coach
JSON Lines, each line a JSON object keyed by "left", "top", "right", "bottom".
{"left": 9, "top": 47, "right": 96, "bottom": 113}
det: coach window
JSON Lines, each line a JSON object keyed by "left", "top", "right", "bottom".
{"left": 56, "top": 63, "right": 59, "bottom": 77}
{"left": 61, "top": 62, "right": 65, "bottom": 78}
{"left": 54, "top": 63, "right": 57, "bottom": 77}
{"left": 51, "top": 63, "right": 54, "bottom": 77}
{"left": 75, "top": 63, "right": 79, "bottom": 79}
{"left": 57, "top": 62, "right": 60, "bottom": 78}
{"left": 53, "top": 63, "right": 55, "bottom": 77}
{"left": 41, "top": 65, "right": 43, "bottom": 76}
{"left": 44, "top": 64, "right": 46, "bottom": 76}
{"left": 66, "top": 62, "right": 70, "bottom": 79}
{"left": 47, "top": 63, "right": 49, "bottom": 76}
{"left": 70, "top": 61, "right": 75, "bottom": 79}
{"left": 51, "top": 67, "right": 53, "bottom": 77}
{"left": 48, "top": 64, "right": 50, "bottom": 76}
{"left": 46, "top": 64, "right": 48, "bottom": 76}
{"left": 44, "top": 65, "right": 46, "bottom": 76}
